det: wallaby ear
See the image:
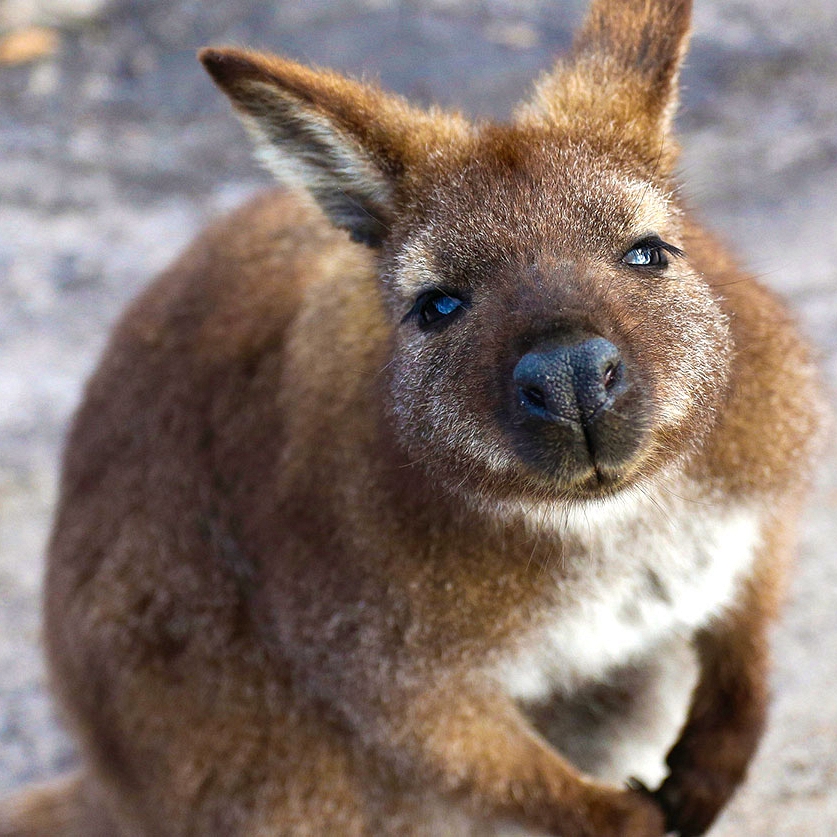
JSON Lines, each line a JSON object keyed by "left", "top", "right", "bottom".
{"left": 517, "top": 0, "right": 692, "bottom": 162}
{"left": 200, "top": 48, "right": 429, "bottom": 247}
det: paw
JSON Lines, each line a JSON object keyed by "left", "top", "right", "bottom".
{"left": 581, "top": 785, "right": 667, "bottom": 837}
{"left": 652, "top": 767, "right": 736, "bottom": 836}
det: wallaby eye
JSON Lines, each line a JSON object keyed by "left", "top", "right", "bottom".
{"left": 409, "top": 290, "right": 467, "bottom": 330}
{"left": 624, "top": 244, "right": 666, "bottom": 267}
{"left": 622, "top": 237, "right": 683, "bottom": 269}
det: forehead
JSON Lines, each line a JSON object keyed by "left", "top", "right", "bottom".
{"left": 394, "top": 135, "right": 675, "bottom": 294}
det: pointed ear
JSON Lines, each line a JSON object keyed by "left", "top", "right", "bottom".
{"left": 200, "top": 48, "right": 428, "bottom": 247}
{"left": 517, "top": 0, "right": 692, "bottom": 162}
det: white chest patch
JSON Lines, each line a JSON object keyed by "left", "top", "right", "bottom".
{"left": 492, "top": 482, "right": 763, "bottom": 702}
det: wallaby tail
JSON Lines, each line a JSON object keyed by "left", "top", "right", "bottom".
{"left": 0, "top": 772, "right": 102, "bottom": 837}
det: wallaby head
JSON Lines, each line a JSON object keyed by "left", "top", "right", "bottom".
{"left": 1, "top": 1, "right": 822, "bottom": 836}
{"left": 201, "top": 0, "right": 728, "bottom": 510}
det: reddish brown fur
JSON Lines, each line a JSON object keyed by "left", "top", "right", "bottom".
{"left": 0, "top": 1, "right": 823, "bottom": 835}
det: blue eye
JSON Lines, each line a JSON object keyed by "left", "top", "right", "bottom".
{"left": 411, "top": 290, "right": 466, "bottom": 330}
{"left": 432, "top": 296, "right": 461, "bottom": 316}
{"left": 624, "top": 246, "right": 660, "bottom": 266}
{"left": 622, "top": 237, "right": 683, "bottom": 269}
{"left": 623, "top": 244, "right": 666, "bottom": 267}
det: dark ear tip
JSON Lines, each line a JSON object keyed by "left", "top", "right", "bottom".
{"left": 198, "top": 46, "right": 226, "bottom": 76}
{"left": 198, "top": 47, "right": 262, "bottom": 89}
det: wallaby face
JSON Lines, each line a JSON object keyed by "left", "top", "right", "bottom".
{"left": 380, "top": 138, "right": 733, "bottom": 505}
{"left": 0, "top": 1, "right": 823, "bottom": 836}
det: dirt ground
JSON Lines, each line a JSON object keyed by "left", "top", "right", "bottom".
{"left": 1, "top": 0, "right": 835, "bottom": 833}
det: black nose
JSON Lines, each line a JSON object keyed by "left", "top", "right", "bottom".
{"left": 513, "top": 337, "right": 625, "bottom": 426}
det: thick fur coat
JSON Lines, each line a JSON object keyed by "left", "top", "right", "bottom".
{"left": 0, "top": 0, "right": 822, "bottom": 835}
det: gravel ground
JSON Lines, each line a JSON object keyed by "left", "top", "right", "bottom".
{"left": 1, "top": 0, "right": 835, "bottom": 833}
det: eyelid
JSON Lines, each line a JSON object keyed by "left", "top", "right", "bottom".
{"left": 625, "top": 236, "right": 685, "bottom": 260}
{"left": 402, "top": 287, "right": 470, "bottom": 325}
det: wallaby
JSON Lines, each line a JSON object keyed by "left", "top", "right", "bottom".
{"left": 0, "top": 0, "right": 823, "bottom": 835}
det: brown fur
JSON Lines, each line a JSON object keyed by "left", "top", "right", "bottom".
{"left": 0, "top": 1, "right": 823, "bottom": 835}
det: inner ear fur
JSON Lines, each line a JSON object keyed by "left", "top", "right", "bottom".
{"left": 200, "top": 47, "right": 466, "bottom": 247}
{"left": 516, "top": 0, "right": 693, "bottom": 165}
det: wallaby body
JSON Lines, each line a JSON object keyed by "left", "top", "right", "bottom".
{"left": 0, "top": 1, "right": 822, "bottom": 835}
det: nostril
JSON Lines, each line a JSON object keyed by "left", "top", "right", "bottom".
{"left": 520, "top": 385, "right": 547, "bottom": 411}
{"left": 602, "top": 360, "right": 621, "bottom": 392}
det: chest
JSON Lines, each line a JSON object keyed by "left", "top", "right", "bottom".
{"left": 492, "top": 490, "right": 762, "bottom": 701}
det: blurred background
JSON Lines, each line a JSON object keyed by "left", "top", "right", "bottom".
{"left": 0, "top": 0, "right": 835, "bottom": 832}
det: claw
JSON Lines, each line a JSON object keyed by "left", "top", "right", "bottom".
{"left": 626, "top": 776, "right": 654, "bottom": 797}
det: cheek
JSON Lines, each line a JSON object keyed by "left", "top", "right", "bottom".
{"left": 638, "top": 291, "right": 732, "bottom": 428}
{"left": 388, "top": 338, "right": 459, "bottom": 442}
{"left": 387, "top": 330, "right": 513, "bottom": 469}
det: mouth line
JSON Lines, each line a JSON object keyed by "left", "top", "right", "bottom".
{"left": 571, "top": 465, "right": 625, "bottom": 497}
{"left": 514, "top": 464, "right": 624, "bottom": 501}
{"left": 520, "top": 449, "right": 650, "bottom": 500}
